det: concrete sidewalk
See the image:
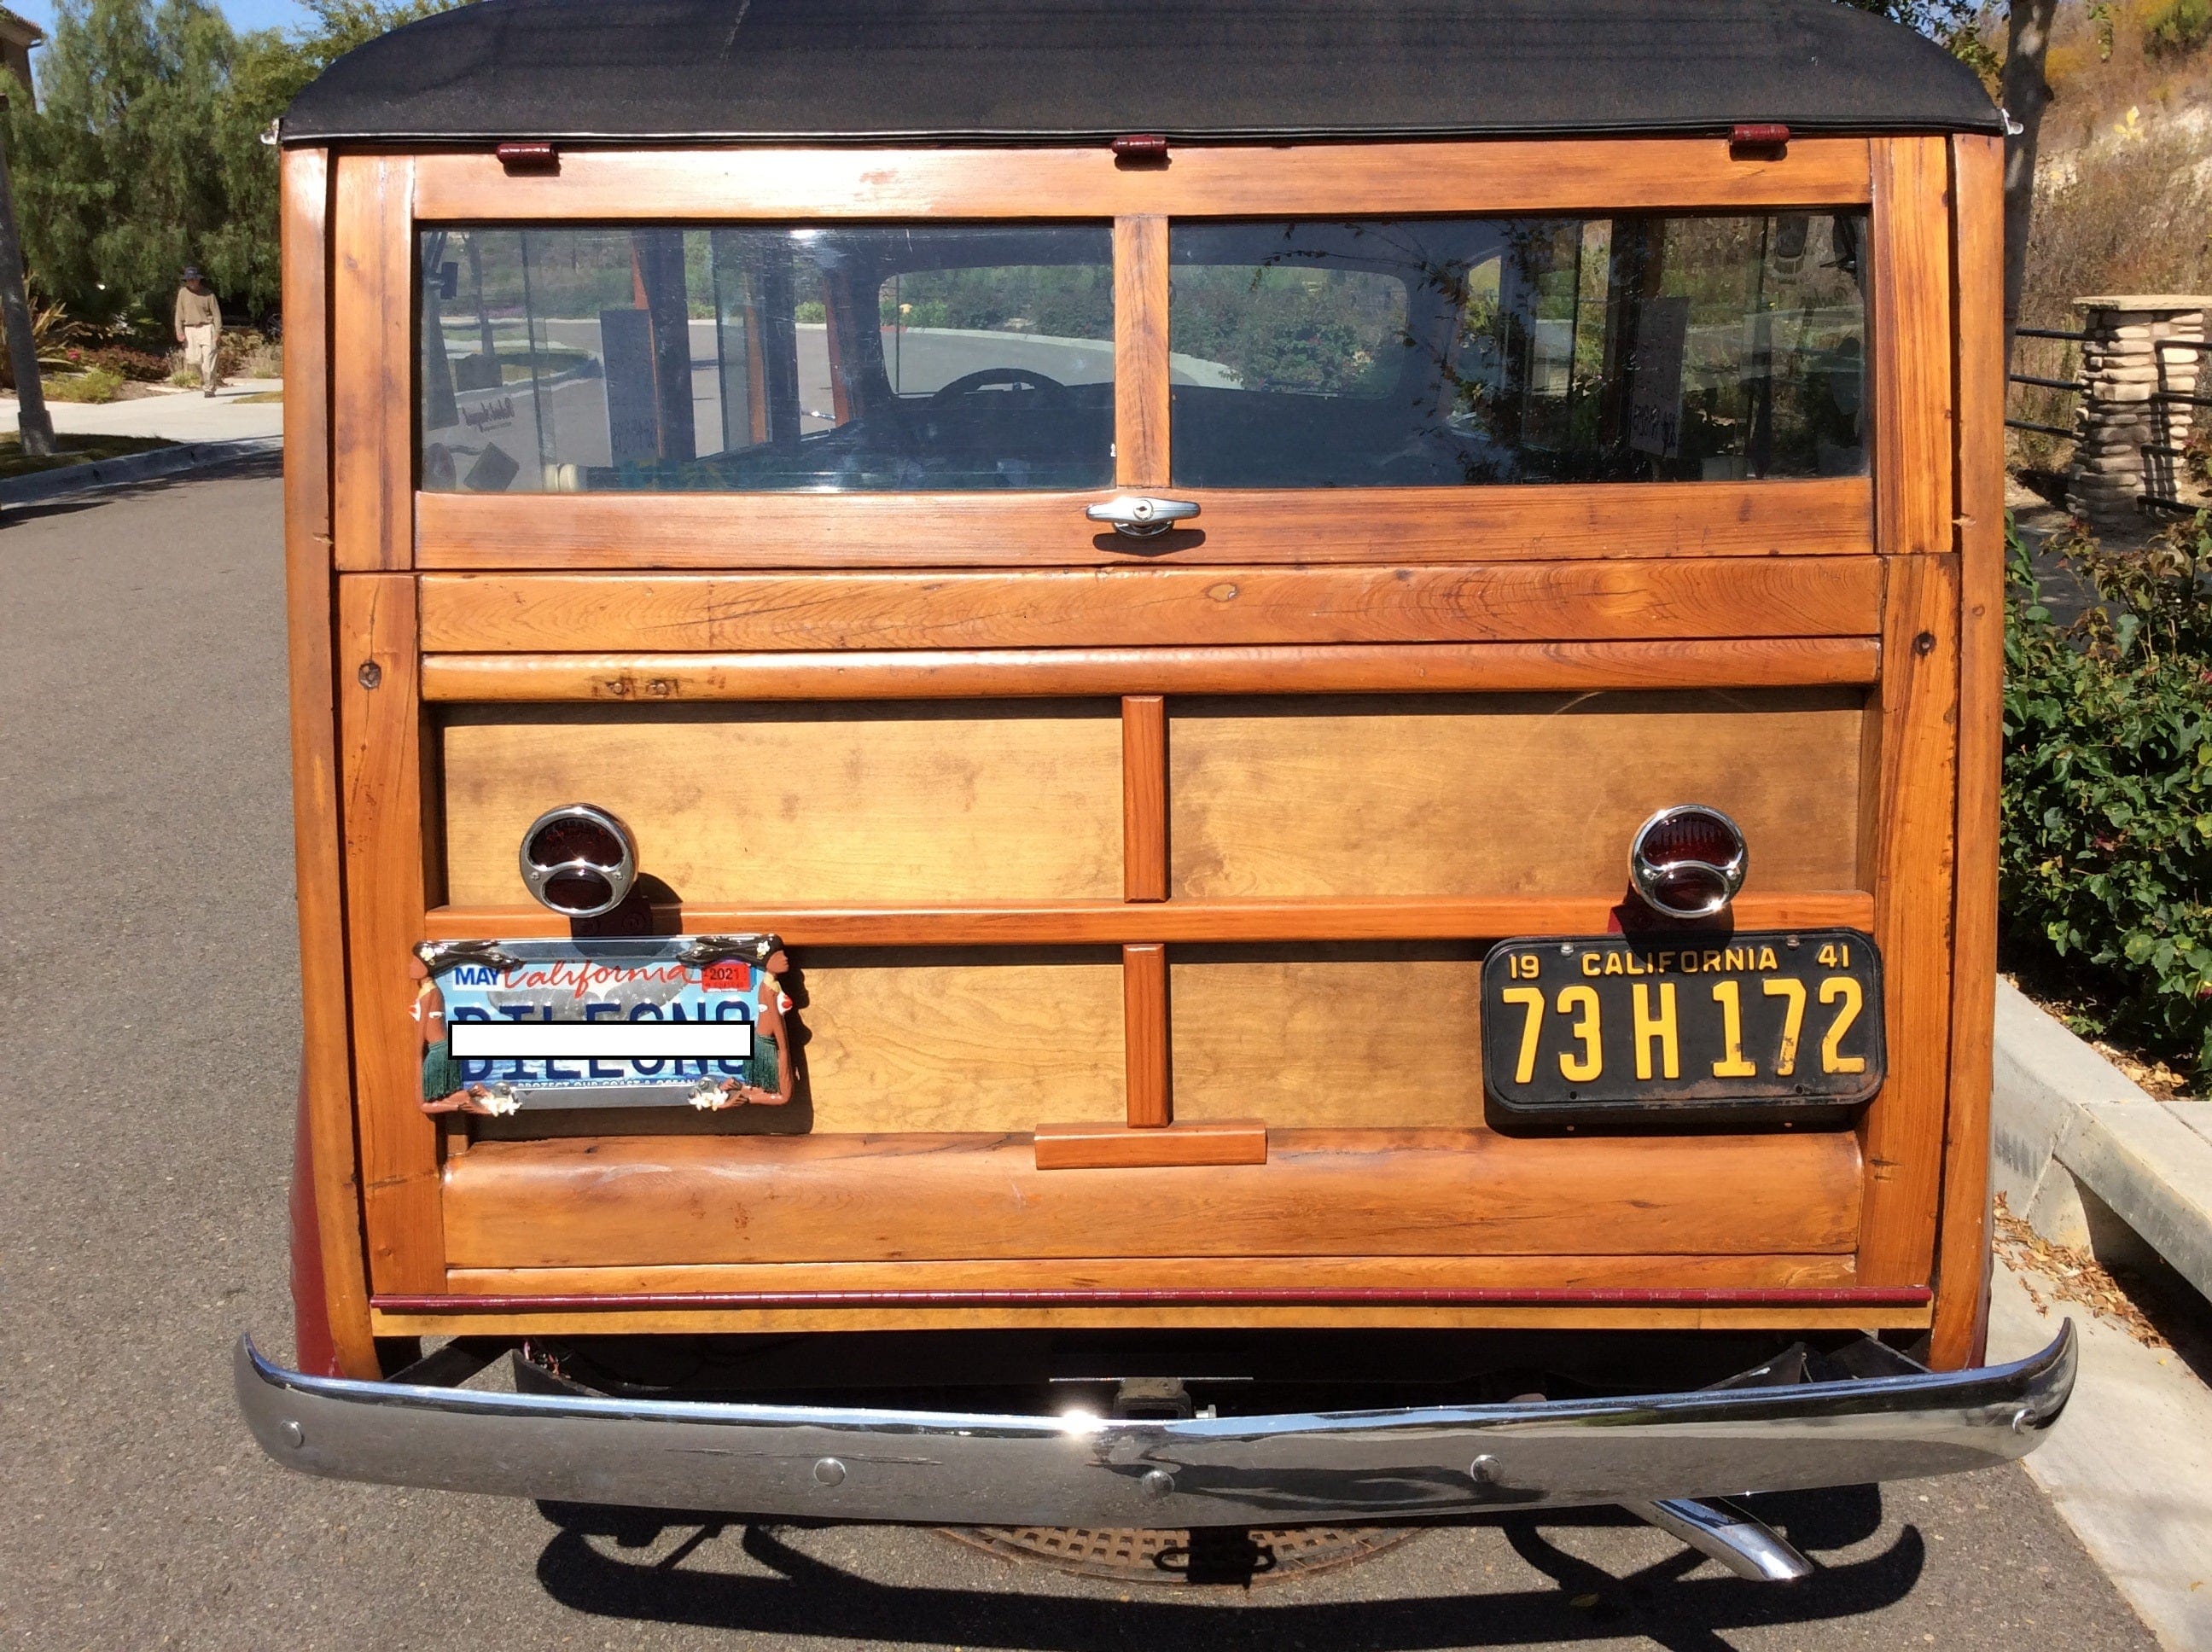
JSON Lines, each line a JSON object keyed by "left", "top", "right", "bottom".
{"left": 0, "top": 379, "right": 284, "bottom": 444}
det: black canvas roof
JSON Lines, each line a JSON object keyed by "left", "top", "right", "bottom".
{"left": 282, "top": 0, "right": 2003, "bottom": 147}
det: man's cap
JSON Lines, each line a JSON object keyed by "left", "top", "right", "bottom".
{"left": 181, "top": 265, "right": 202, "bottom": 281}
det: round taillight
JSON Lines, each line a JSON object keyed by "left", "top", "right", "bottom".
{"left": 519, "top": 804, "right": 637, "bottom": 918}
{"left": 1628, "top": 805, "right": 1749, "bottom": 920}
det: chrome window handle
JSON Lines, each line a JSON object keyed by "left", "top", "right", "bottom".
{"left": 1086, "top": 495, "right": 1200, "bottom": 538}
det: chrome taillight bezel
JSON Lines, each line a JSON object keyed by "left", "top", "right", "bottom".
{"left": 518, "top": 803, "right": 638, "bottom": 918}
{"left": 1627, "top": 804, "right": 1749, "bottom": 920}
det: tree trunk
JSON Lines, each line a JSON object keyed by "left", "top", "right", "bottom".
{"left": 0, "top": 98, "right": 51, "bottom": 457}
{"left": 1999, "top": 0, "right": 2060, "bottom": 369}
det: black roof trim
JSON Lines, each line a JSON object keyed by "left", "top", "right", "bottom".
{"left": 284, "top": 0, "right": 2003, "bottom": 148}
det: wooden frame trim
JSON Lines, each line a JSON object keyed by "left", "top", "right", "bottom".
{"left": 1123, "top": 942, "right": 1171, "bottom": 1126}
{"left": 1035, "top": 1120, "right": 1267, "bottom": 1169}
{"left": 1121, "top": 695, "right": 1167, "bottom": 899}
{"left": 282, "top": 145, "right": 378, "bottom": 1379}
{"left": 1113, "top": 215, "right": 1170, "bottom": 487}
{"left": 410, "top": 138, "right": 1874, "bottom": 223}
{"left": 1930, "top": 133, "right": 2006, "bottom": 1370}
{"left": 332, "top": 154, "right": 415, "bottom": 571}
{"left": 421, "top": 892, "right": 1877, "bottom": 946}
{"left": 380, "top": 1284, "right": 1929, "bottom": 1312}
{"left": 420, "top": 639, "right": 1883, "bottom": 701}
{"left": 413, "top": 477, "right": 1873, "bottom": 569}
{"left": 1870, "top": 137, "right": 1956, "bottom": 557}
{"left": 338, "top": 574, "right": 445, "bottom": 1292}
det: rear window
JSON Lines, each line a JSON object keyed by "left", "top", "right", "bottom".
{"left": 1168, "top": 214, "right": 1868, "bottom": 488}
{"left": 419, "top": 225, "right": 1115, "bottom": 493}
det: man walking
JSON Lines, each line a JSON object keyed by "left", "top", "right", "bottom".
{"left": 173, "top": 266, "right": 221, "bottom": 397}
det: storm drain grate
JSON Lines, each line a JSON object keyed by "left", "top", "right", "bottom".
{"left": 940, "top": 1523, "right": 1421, "bottom": 1586}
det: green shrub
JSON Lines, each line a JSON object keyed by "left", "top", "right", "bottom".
{"left": 2002, "top": 511, "right": 2212, "bottom": 1075}
{"left": 43, "top": 365, "right": 124, "bottom": 403}
{"left": 2144, "top": 0, "right": 2212, "bottom": 55}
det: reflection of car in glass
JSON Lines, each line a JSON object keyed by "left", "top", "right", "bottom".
{"left": 244, "top": 0, "right": 2068, "bottom": 1573}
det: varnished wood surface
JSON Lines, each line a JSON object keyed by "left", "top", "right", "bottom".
{"left": 372, "top": 1301, "right": 1930, "bottom": 1336}
{"left": 331, "top": 155, "right": 413, "bottom": 572}
{"left": 422, "top": 639, "right": 1885, "bottom": 703}
{"left": 1123, "top": 943, "right": 1170, "bottom": 1126}
{"left": 1121, "top": 695, "right": 1167, "bottom": 901}
{"left": 439, "top": 701, "right": 1125, "bottom": 905}
{"left": 440, "top": 1253, "right": 1861, "bottom": 1297}
{"left": 785, "top": 949, "right": 1126, "bottom": 1131}
{"left": 1169, "top": 690, "right": 1867, "bottom": 899}
{"left": 338, "top": 574, "right": 445, "bottom": 1292}
{"left": 1871, "top": 137, "right": 1957, "bottom": 559}
{"left": 1034, "top": 1120, "right": 1266, "bottom": 1169}
{"left": 283, "top": 147, "right": 377, "bottom": 1378}
{"left": 1114, "top": 216, "right": 1169, "bottom": 488}
{"left": 1858, "top": 556, "right": 1961, "bottom": 1287}
{"left": 1172, "top": 945, "right": 1487, "bottom": 1129}
{"left": 421, "top": 891, "right": 1879, "bottom": 946}
{"left": 413, "top": 478, "right": 1873, "bottom": 570}
{"left": 416, "top": 559, "right": 1883, "bottom": 652}
{"left": 410, "top": 138, "right": 1873, "bottom": 223}
{"left": 1933, "top": 134, "right": 2007, "bottom": 1370}
{"left": 439, "top": 1128, "right": 1864, "bottom": 1268}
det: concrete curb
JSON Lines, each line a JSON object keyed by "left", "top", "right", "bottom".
{"left": 0, "top": 435, "right": 281, "bottom": 508}
{"left": 1993, "top": 977, "right": 2212, "bottom": 1302}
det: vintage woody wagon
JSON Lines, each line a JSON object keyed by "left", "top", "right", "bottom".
{"left": 240, "top": 0, "right": 2074, "bottom": 1577}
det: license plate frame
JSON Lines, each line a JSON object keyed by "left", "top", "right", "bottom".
{"left": 1480, "top": 929, "right": 1885, "bottom": 1125}
{"left": 414, "top": 934, "right": 787, "bottom": 1113}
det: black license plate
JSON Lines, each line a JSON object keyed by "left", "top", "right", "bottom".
{"left": 1481, "top": 930, "right": 1884, "bottom": 1122}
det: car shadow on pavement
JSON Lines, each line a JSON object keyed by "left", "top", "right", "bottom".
{"left": 530, "top": 1489, "right": 1919, "bottom": 1651}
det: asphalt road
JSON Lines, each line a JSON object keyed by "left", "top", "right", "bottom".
{"left": 0, "top": 462, "right": 2163, "bottom": 1651}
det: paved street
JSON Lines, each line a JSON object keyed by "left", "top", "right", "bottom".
{"left": 0, "top": 464, "right": 2164, "bottom": 1650}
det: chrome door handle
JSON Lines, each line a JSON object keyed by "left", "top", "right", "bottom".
{"left": 1086, "top": 495, "right": 1200, "bottom": 538}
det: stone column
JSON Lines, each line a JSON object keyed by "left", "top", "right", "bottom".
{"left": 2065, "top": 295, "right": 2210, "bottom": 532}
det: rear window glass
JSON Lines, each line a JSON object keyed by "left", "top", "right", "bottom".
{"left": 1168, "top": 214, "right": 1867, "bottom": 488}
{"left": 419, "top": 225, "right": 1114, "bottom": 493}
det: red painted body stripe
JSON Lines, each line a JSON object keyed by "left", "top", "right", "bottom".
{"left": 375, "top": 1285, "right": 1933, "bottom": 1313}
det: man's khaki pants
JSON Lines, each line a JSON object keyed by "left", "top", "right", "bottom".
{"left": 183, "top": 323, "right": 219, "bottom": 389}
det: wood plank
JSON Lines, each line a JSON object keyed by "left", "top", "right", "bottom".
{"left": 1871, "top": 137, "right": 1956, "bottom": 556}
{"left": 337, "top": 573, "right": 445, "bottom": 1292}
{"left": 1124, "top": 943, "right": 1170, "bottom": 1126}
{"left": 1858, "top": 556, "right": 1961, "bottom": 1286}
{"left": 422, "top": 639, "right": 1885, "bottom": 703}
{"left": 1114, "top": 215, "right": 1169, "bottom": 487}
{"left": 421, "top": 891, "right": 1878, "bottom": 946}
{"left": 439, "top": 701, "right": 1124, "bottom": 905}
{"left": 411, "top": 138, "right": 1871, "bottom": 221}
{"left": 1932, "top": 134, "right": 2007, "bottom": 1370}
{"left": 789, "top": 949, "right": 1126, "bottom": 1131}
{"left": 443, "top": 1253, "right": 1860, "bottom": 1296}
{"left": 1035, "top": 1120, "right": 1266, "bottom": 1169}
{"left": 413, "top": 476, "right": 1873, "bottom": 569}
{"left": 1170, "top": 689, "right": 1867, "bottom": 899}
{"left": 416, "top": 559, "right": 1883, "bottom": 651}
{"left": 282, "top": 147, "right": 377, "bottom": 1379}
{"left": 331, "top": 155, "right": 413, "bottom": 572}
{"left": 440, "top": 1128, "right": 1865, "bottom": 1268}
{"left": 373, "top": 1302, "right": 1930, "bottom": 1336}
{"left": 1172, "top": 945, "right": 1487, "bottom": 1129}
{"left": 1122, "top": 695, "right": 1167, "bottom": 900}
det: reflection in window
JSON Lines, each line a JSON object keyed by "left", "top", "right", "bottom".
{"left": 418, "top": 226, "right": 1114, "bottom": 492}
{"left": 1168, "top": 215, "right": 1867, "bottom": 488}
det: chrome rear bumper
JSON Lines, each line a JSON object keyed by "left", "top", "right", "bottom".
{"left": 236, "top": 1325, "right": 2073, "bottom": 1527}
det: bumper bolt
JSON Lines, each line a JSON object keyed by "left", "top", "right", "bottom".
{"left": 812, "top": 1457, "right": 847, "bottom": 1487}
{"left": 278, "top": 1419, "right": 305, "bottom": 1449}
{"left": 1139, "top": 1469, "right": 1174, "bottom": 1500}
{"left": 1469, "top": 1454, "right": 1499, "bottom": 1485}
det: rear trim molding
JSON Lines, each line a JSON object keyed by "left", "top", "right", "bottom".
{"left": 374, "top": 1285, "right": 1935, "bottom": 1312}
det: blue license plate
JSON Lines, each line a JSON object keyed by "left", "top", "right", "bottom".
{"left": 413, "top": 935, "right": 786, "bottom": 1112}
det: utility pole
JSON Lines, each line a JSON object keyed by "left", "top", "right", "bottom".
{"left": 0, "top": 91, "right": 53, "bottom": 457}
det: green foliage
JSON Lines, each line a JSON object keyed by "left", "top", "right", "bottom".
{"left": 44, "top": 364, "right": 124, "bottom": 400}
{"left": 3, "top": 0, "right": 463, "bottom": 326}
{"left": 2144, "top": 0, "right": 2212, "bottom": 55}
{"left": 2003, "top": 513, "right": 2212, "bottom": 1076}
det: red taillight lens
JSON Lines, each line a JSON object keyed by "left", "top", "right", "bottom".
{"left": 517, "top": 804, "right": 637, "bottom": 918}
{"left": 542, "top": 868, "right": 615, "bottom": 913}
{"left": 1629, "top": 806, "right": 1749, "bottom": 920}
{"left": 524, "top": 815, "right": 626, "bottom": 870}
